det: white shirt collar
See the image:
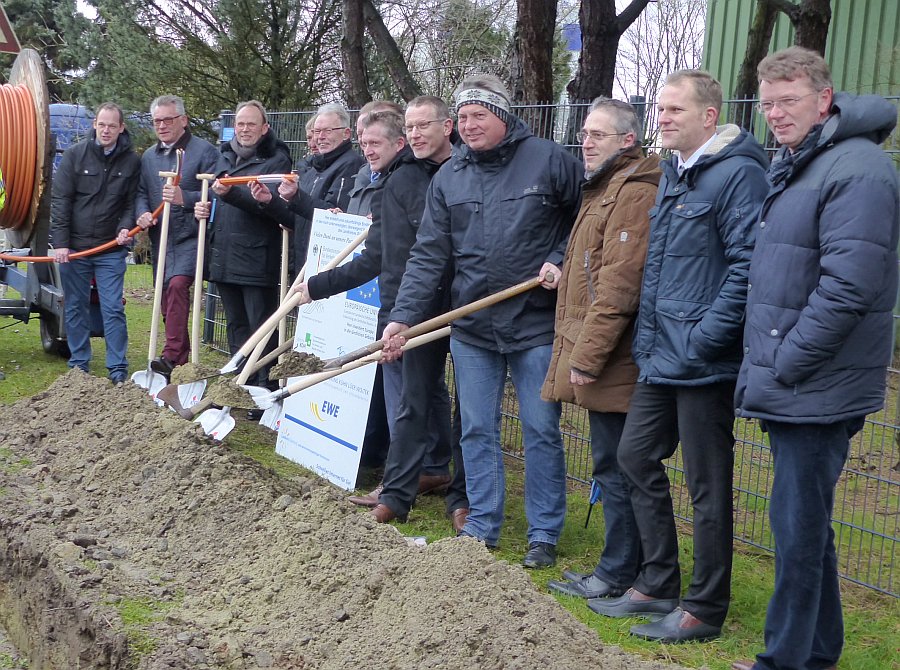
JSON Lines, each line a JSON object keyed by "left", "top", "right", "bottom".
{"left": 677, "top": 133, "right": 718, "bottom": 173}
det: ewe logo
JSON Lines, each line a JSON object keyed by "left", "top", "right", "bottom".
{"left": 310, "top": 399, "right": 341, "bottom": 422}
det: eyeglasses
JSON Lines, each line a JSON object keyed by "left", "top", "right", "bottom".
{"left": 404, "top": 119, "right": 447, "bottom": 134}
{"left": 756, "top": 92, "right": 819, "bottom": 113}
{"left": 576, "top": 130, "right": 626, "bottom": 143}
{"left": 312, "top": 126, "right": 347, "bottom": 135}
{"left": 151, "top": 114, "right": 183, "bottom": 127}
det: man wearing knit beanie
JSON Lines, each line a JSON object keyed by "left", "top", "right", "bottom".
{"left": 383, "top": 74, "right": 583, "bottom": 568}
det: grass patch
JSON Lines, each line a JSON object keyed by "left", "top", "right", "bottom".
{"left": 112, "top": 596, "right": 178, "bottom": 665}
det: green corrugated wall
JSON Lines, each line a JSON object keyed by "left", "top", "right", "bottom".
{"left": 702, "top": 0, "right": 900, "bottom": 97}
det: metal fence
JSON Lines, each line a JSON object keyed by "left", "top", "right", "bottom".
{"left": 204, "top": 98, "right": 899, "bottom": 597}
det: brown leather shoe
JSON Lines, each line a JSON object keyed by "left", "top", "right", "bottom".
{"left": 348, "top": 483, "right": 383, "bottom": 508}
{"left": 417, "top": 473, "right": 451, "bottom": 496}
{"left": 450, "top": 507, "right": 469, "bottom": 533}
{"left": 370, "top": 503, "right": 397, "bottom": 523}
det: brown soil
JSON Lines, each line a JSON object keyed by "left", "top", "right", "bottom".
{"left": 269, "top": 352, "right": 325, "bottom": 380}
{"left": 0, "top": 370, "right": 686, "bottom": 670}
{"left": 206, "top": 378, "right": 257, "bottom": 409}
{"left": 170, "top": 363, "right": 221, "bottom": 385}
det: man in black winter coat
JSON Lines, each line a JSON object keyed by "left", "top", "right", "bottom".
{"left": 732, "top": 47, "right": 899, "bottom": 670}
{"left": 263, "top": 104, "right": 363, "bottom": 274}
{"left": 209, "top": 100, "right": 292, "bottom": 387}
{"left": 51, "top": 102, "right": 141, "bottom": 384}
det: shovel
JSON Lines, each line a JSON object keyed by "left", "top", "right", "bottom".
{"left": 248, "top": 326, "right": 452, "bottom": 435}
{"left": 175, "top": 173, "right": 216, "bottom": 408}
{"left": 157, "top": 226, "right": 367, "bottom": 409}
{"left": 322, "top": 273, "right": 551, "bottom": 371}
{"left": 132, "top": 159, "right": 182, "bottom": 395}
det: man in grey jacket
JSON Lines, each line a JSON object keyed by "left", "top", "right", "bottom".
{"left": 135, "top": 94, "right": 219, "bottom": 378}
{"left": 732, "top": 47, "right": 899, "bottom": 670}
{"left": 382, "top": 75, "right": 583, "bottom": 568}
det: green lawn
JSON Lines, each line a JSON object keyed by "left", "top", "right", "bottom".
{"left": 0, "top": 266, "right": 897, "bottom": 670}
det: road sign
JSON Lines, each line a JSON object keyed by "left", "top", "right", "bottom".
{"left": 0, "top": 2, "right": 21, "bottom": 55}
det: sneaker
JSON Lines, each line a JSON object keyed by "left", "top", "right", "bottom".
{"left": 523, "top": 541, "right": 557, "bottom": 568}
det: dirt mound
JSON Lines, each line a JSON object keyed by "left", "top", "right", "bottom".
{"left": 0, "top": 370, "right": 683, "bottom": 669}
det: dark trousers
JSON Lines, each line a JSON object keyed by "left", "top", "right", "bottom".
{"left": 359, "top": 365, "right": 390, "bottom": 469}
{"left": 161, "top": 274, "right": 193, "bottom": 365}
{"left": 617, "top": 381, "right": 735, "bottom": 626}
{"left": 444, "top": 389, "right": 468, "bottom": 514}
{"left": 378, "top": 335, "right": 455, "bottom": 518}
{"left": 755, "top": 417, "right": 863, "bottom": 670}
{"left": 215, "top": 282, "right": 278, "bottom": 387}
{"left": 588, "top": 411, "right": 641, "bottom": 590}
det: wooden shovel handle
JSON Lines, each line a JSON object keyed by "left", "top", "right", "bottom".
{"left": 323, "top": 275, "right": 545, "bottom": 370}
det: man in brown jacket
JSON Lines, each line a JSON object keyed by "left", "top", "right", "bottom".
{"left": 542, "top": 97, "right": 661, "bottom": 599}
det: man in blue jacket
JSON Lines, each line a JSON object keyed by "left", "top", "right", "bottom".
{"left": 589, "top": 70, "right": 769, "bottom": 642}
{"left": 732, "top": 47, "right": 899, "bottom": 670}
{"left": 51, "top": 102, "right": 141, "bottom": 384}
{"left": 382, "top": 75, "right": 583, "bottom": 568}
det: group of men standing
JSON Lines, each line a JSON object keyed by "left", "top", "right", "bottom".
{"left": 47, "top": 44, "right": 898, "bottom": 670}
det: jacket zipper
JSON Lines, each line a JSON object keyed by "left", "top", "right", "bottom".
{"left": 584, "top": 251, "right": 595, "bottom": 302}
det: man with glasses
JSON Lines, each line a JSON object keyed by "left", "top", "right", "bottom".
{"left": 50, "top": 102, "right": 141, "bottom": 385}
{"left": 135, "top": 94, "right": 219, "bottom": 378}
{"left": 588, "top": 70, "right": 768, "bottom": 642}
{"left": 268, "top": 103, "right": 363, "bottom": 273}
{"left": 382, "top": 76, "right": 583, "bottom": 567}
{"left": 733, "top": 47, "right": 898, "bottom": 670}
{"left": 542, "top": 97, "right": 660, "bottom": 600}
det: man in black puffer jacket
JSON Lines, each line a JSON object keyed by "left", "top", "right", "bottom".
{"left": 209, "top": 100, "right": 292, "bottom": 387}
{"left": 262, "top": 103, "right": 363, "bottom": 273}
{"left": 51, "top": 102, "right": 141, "bottom": 383}
{"left": 732, "top": 48, "right": 899, "bottom": 670}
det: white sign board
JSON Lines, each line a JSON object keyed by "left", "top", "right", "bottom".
{"left": 275, "top": 209, "right": 378, "bottom": 490}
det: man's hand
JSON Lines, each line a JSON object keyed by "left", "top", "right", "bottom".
{"left": 291, "top": 281, "right": 312, "bottom": 305}
{"left": 327, "top": 207, "right": 343, "bottom": 214}
{"left": 570, "top": 369, "right": 597, "bottom": 386}
{"left": 116, "top": 229, "right": 131, "bottom": 246}
{"left": 162, "top": 183, "right": 184, "bottom": 205}
{"left": 211, "top": 178, "right": 232, "bottom": 196}
{"left": 194, "top": 201, "right": 211, "bottom": 221}
{"left": 539, "top": 262, "right": 561, "bottom": 289}
{"left": 249, "top": 180, "right": 272, "bottom": 204}
{"left": 53, "top": 247, "right": 70, "bottom": 263}
{"left": 278, "top": 177, "right": 298, "bottom": 201}
{"left": 380, "top": 322, "right": 410, "bottom": 363}
{"left": 136, "top": 211, "right": 156, "bottom": 229}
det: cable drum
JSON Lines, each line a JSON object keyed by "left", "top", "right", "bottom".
{"left": 0, "top": 49, "right": 50, "bottom": 248}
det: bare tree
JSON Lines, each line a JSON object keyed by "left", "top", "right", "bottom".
{"left": 567, "top": 0, "right": 653, "bottom": 102}
{"left": 362, "top": 0, "right": 423, "bottom": 101}
{"left": 614, "top": 0, "right": 707, "bottom": 102}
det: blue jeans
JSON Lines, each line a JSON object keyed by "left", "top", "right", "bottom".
{"left": 449, "top": 338, "right": 566, "bottom": 547}
{"left": 588, "top": 411, "right": 641, "bottom": 589}
{"left": 754, "top": 417, "right": 864, "bottom": 670}
{"left": 58, "top": 249, "right": 128, "bottom": 380}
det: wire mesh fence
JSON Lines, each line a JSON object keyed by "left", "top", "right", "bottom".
{"left": 197, "top": 98, "right": 899, "bottom": 597}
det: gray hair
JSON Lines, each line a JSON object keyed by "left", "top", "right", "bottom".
{"left": 316, "top": 103, "right": 351, "bottom": 129}
{"left": 361, "top": 111, "right": 406, "bottom": 143}
{"left": 235, "top": 100, "right": 268, "bottom": 124}
{"left": 150, "top": 94, "right": 186, "bottom": 117}
{"left": 589, "top": 97, "right": 642, "bottom": 141}
{"left": 758, "top": 46, "right": 834, "bottom": 91}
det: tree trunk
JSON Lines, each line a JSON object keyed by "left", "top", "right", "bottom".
{"left": 362, "top": 0, "right": 422, "bottom": 102}
{"left": 731, "top": 0, "right": 779, "bottom": 129}
{"left": 567, "top": 0, "right": 652, "bottom": 102}
{"left": 515, "top": 0, "right": 556, "bottom": 102}
{"left": 341, "top": 0, "right": 370, "bottom": 107}
{"left": 792, "top": 0, "right": 831, "bottom": 54}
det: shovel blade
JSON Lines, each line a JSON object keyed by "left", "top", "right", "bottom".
{"left": 242, "top": 384, "right": 278, "bottom": 410}
{"left": 132, "top": 369, "right": 167, "bottom": 399}
{"left": 178, "top": 381, "right": 207, "bottom": 409}
{"left": 195, "top": 407, "right": 235, "bottom": 440}
{"left": 259, "top": 402, "right": 283, "bottom": 430}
